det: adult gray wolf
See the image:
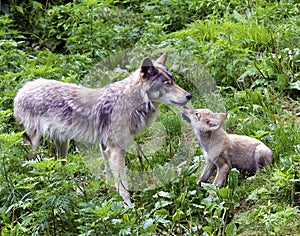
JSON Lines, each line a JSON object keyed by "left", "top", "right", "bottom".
{"left": 14, "top": 52, "right": 192, "bottom": 206}
{"left": 182, "top": 106, "right": 272, "bottom": 188}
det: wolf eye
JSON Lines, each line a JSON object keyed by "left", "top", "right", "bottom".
{"left": 195, "top": 112, "right": 201, "bottom": 119}
{"left": 164, "top": 81, "right": 172, "bottom": 86}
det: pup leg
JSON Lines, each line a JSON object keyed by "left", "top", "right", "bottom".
{"left": 108, "top": 147, "right": 131, "bottom": 207}
{"left": 213, "top": 163, "right": 230, "bottom": 187}
{"left": 54, "top": 138, "right": 70, "bottom": 165}
{"left": 25, "top": 129, "right": 41, "bottom": 160}
{"left": 197, "top": 161, "right": 217, "bottom": 185}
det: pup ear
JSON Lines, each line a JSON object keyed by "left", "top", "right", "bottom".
{"left": 155, "top": 52, "right": 168, "bottom": 66}
{"left": 207, "top": 113, "right": 226, "bottom": 130}
{"left": 207, "top": 119, "right": 222, "bottom": 131}
{"left": 217, "top": 113, "right": 227, "bottom": 122}
{"left": 140, "top": 57, "right": 155, "bottom": 79}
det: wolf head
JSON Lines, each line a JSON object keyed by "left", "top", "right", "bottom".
{"left": 182, "top": 106, "right": 226, "bottom": 132}
{"left": 140, "top": 53, "right": 192, "bottom": 106}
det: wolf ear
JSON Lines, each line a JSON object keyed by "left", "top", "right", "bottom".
{"left": 140, "top": 57, "right": 155, "bottom": 79}
{"left": 141, "top": 57, "right": 154, "bottom": 68}
{"left": 155, "top": 52, "right": 168, "bottom": 66}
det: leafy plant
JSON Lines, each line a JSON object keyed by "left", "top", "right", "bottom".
{"left": 1, "top": 0, "right": 300, "bottom": 235}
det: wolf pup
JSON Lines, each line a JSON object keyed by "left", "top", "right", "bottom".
{"left": 14, "top": 53, "right": 192, "bottom": 206}
{"left": 182, "top": 106, "right": 272, "bottom": 188}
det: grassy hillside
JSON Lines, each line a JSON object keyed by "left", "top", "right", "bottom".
{"left": 0, "top": 0, "right": 299, "bottom": 235}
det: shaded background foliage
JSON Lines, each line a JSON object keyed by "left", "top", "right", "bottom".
{"left": 0, "top": 0, "right": 299, "bottom": 235}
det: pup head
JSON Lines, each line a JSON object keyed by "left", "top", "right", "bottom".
{"left": 139, "top": 53, "right": 192, "bottom": 106}
{"left": 182, "top": 106, "right": 226, "bottom": 132}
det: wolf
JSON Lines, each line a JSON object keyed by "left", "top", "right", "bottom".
{"left": 181, "top": 106, "right": 272, "bottom": 188}
{"left": 14, "top": 52, "right": 192, "bottom": 206}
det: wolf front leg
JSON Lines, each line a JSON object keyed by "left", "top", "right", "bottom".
{"left": 54, "top": 138, "right": 70, "bottom": 165}
{"left": 108, "top": 147, "right": 131, "bottom": 207}
{"left": 25, "top": 128, "right": 41, "bottom": 160}
{"left": 197, "top": 160, "right": 217, "bottom": 185}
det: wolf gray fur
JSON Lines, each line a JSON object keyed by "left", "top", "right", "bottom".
{"left": 14, "top": 53, "right": 192, "bottom": 206}
{"left": 182, "top": 107, "right": 272, "bottom": 188}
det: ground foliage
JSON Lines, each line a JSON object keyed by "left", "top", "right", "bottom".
{"left": 0, "top": 0, "right": 299, "bottom": 235}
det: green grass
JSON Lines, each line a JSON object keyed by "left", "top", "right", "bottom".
{"left": 0, "top": 0, "right": 299, "bottom": 235}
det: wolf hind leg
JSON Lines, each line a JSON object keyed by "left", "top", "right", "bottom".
{"left": 54, "top": 138, "right": 70, "bottom": 165}
{"left": 108, "top": 146, "right": 131, "bottom": 207}
{"left": 100, "top": 144, "right": 113, "bottom": 184}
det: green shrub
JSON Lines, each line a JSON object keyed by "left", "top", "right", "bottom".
{"left": 0, "top": 0, "right": 299, "bottom": 234}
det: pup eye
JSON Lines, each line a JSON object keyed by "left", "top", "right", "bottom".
{"left": 195, "top": 112, "right": 200, "bottom": 119}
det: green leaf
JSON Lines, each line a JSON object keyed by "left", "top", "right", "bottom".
{"left": 143, "top": 218, "right": 154, "bottom": 229}
{"left": 154, "top": 200, "right": 173, "bottom": 210}
{"left": 202, "top": 225, "right": 213, "bottom": 233}
{"left": 228, "top": 168, "right": 240, "bottom": 190}
{"left": 290, "top": 81, "right": 300, "bottom": 90}
{"left": 225, "top": 222, "right": 237, "bottom": 236}
{"left": 253, "top": 131, "right": 269, "bottom": 139}
{"left": 32, "top": 1, "right": 44, "bottom": 10}
{"left": 155, "top": 208, "right": 169, "bottom": 217}
{"left": 172, "top": 209, "right": 183, "bottom": 222}
{"left": 14, "top": 6, "right": 24, "bottom": 14}
{"left": 154, "top": 208, "right": 171, "bottom": 224}
{"left": 153, "top": 191, "right": 174, "bottom": 199}
{"left": 201, "top": 183, "right": 218, "bottom": 195}
{"left": 218, "top": 188, "right": 230, "bottom": 199}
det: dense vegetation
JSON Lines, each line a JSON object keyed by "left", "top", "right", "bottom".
{"left": 0, "top": 0, "right": 299, "bottom": 235}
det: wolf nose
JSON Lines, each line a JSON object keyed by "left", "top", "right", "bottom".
{"left": 186, "top": 93, "right": 192, "bottom": 100}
